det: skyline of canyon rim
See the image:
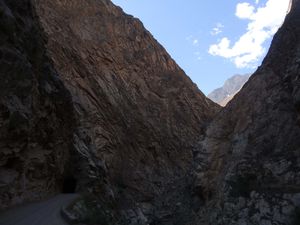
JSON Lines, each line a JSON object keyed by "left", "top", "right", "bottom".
{"left": 112, "top": 0, "right": 290, "bottom": 94}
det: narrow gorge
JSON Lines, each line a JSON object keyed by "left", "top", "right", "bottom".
{"left": 0, "top": 0, "right": 299, "bottom": 225}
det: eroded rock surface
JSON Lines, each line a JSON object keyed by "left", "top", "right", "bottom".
{"left": 0, "top": 0, "right": 75, "bottom": 209}
{"left": 2, "top": 0, "right": 299, "bottom": 224}
{"left": 0, "top": 0, "right": 219, "bottom": 223}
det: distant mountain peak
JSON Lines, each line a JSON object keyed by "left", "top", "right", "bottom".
{"left": 207, "top": 74, "right": 251, "bottom": 106}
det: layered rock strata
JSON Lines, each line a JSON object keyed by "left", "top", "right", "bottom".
{"left": 0, "top": 1, "right": 219, "bottom": 224}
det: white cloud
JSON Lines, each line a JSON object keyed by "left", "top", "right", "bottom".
{"left": 236, "top": 3, "right": 255, "bottom": 19}
{"left": 208, "top": 0, "right": 290, "bottom": 68}
{"left": 255, "top": 0, "right": 260, "bottom": 4}
{"left": 210, "top": 23, "right": 224, "bottom": 36}
{"left": 186, "top": 35, "right": 200, "bottom": 46}
{"left": 193, "top": 39, "right": 199, "bottom": 46}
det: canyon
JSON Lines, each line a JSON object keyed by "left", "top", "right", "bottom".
{"left": 0, "top": 0, "right": 299, "bottom": 225}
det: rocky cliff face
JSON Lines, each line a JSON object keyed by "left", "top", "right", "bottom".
{"left": 32, "top": 1, "right": 220, "bottom": 223}
{"left": 208, "top": 74, "right": 251, "bottom": 106}
{"left": 1, "top": 0, "right": 299, "bottom": 224}
{"left": 195, "top": 1, "right": 300, "bottom": 224}
{"left": 0, "top": 0, "right": 75, "bottom": 209}
{"left": 0, "top": 0, "right": 219, "bottom": 223}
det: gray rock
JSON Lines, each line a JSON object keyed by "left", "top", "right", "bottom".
{"left": 208, "top": 74, "right": 251, "bottom": 106}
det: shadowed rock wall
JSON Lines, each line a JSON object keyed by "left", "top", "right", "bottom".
{"left": 195, "top": 1, "right": 300, "bottom": 224}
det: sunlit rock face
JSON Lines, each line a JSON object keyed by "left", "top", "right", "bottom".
{"left": 195, "top": 1, "right": 300, "bottom": 224}
{"left": 0, "top": 0, "right": 219, "bottom": 222}
{"left": 208, "top": 74, "right": 251, "bottom": 106}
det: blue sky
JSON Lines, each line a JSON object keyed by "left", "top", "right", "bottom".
{"left": 111, "top": 0, "right": 290, "bottom": 94}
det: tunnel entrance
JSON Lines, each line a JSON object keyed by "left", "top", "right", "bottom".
{"left": 62, "top": 176, "right": 77, "bottom": 193}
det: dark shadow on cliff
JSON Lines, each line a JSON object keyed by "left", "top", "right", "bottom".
{"left": 62, "top": 176, "right": 77, "bottom": 193}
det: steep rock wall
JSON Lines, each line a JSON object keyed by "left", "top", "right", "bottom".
{"left": 0, "top": 0, "right": 75, "bottom": 209}
{"left": 0, "top": 0, "right": 219, "bottom": 224}
{"left": 195, "top": 1, "right": 300, "bottom": 224}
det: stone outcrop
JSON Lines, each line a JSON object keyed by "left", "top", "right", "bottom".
{"left": 0, "top": 0, "right": 75, "bottom": 208}
{"left": 0, "top": 0, "right": 219, "bottom": 223}
{"left": 195, "top": 1, "right": 300, "bottom": 224}
{"left": 208, "top": 74, "right": 251, "bottom": 106}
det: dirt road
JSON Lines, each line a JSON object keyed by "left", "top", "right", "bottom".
{"left": 0, "top": 194, "right": 78, "bottom": 225}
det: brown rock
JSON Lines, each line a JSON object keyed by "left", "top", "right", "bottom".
{"left": 33, "top": 0, "right": 218, "bottom": 203}
{"left": 0, "top": 0, "right": 75, "bottom": 209}
{"left": 0, "top": 2, "right": 218, "bottom": 223}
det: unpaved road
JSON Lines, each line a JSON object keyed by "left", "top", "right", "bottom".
{"left": 0, "top": 194, "right": 78, "bottom": 225}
